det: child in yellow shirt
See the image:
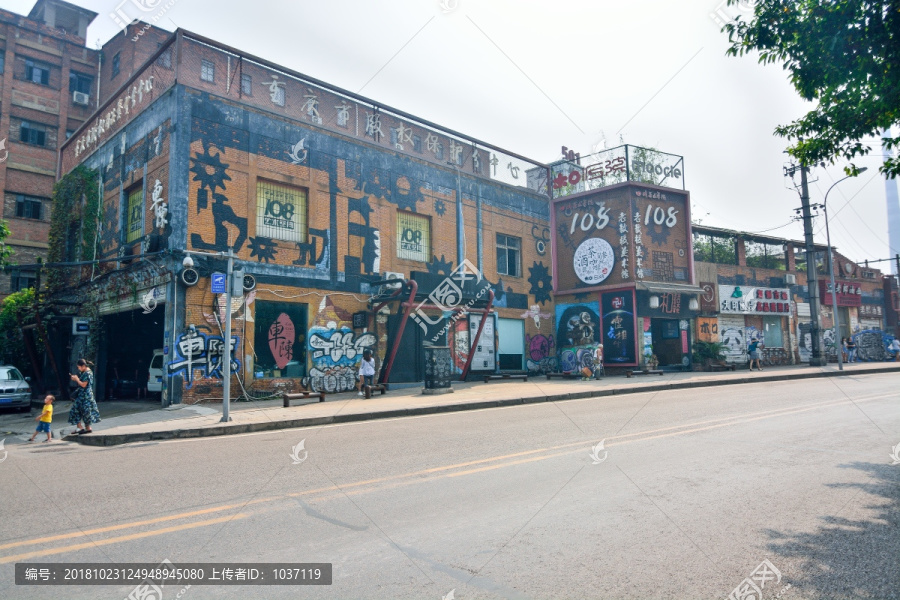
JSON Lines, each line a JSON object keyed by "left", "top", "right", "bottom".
{"left": 29, "top": 395, "right": 54, "bottom": 442}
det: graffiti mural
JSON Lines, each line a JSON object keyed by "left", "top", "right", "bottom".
{"left": 249, "top": 236, "right": 278, "bottom": 262}
{"left": 294, "top": 228, "right": 329, "bottom": 269}
{"left": 854, "top": 330, "right": 891, "bottom": 361}
{"left": 305, "top": 296, "right": 375, "bottom": 392}
{"left": 525, "top": 334, "right": 557, "bottom": 373}
{"left": 450, "top": 319, "right": 469, "bottom": 375}
{"left": 555, "top": 302, "right": 601, "bottom": 373}
{"left": 268, "top": 312, "right": 296, "bottom": 369}
{"left": 189, "top": 143, "right": 247, "bottom": 252}
{"left": 720, "top": 325, "right": 746, "bottom": 363}
{"left": 346, "top": 195, "right": 381, "bottom": 275}
{"left": 167, "top": 329, "right": 240, "bottom": 388}
{"left": 559, "top": 347, "right": 596, "bottom": 373}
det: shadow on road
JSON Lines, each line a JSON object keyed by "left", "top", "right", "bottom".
{"left": 763, "top": 461, "right": 900, "bottom": 598}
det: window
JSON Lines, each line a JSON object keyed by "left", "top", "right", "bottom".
{"left": 0, "top": 54, "right": 5, "bottom": 74}
{"left": 397, "top": 212, "right": 430, "bottom": 262}
{"left": 256, "top": 180, "right": 308, "bottom": 243}
{"left": 413, "top": 135, "right": 422, "bottom": 153}
{"left": 200, "top": 59, "right": 215, "bottom": 83}
{"left": 125, "top": 185, "right": 144, "bottom": 243}
{"left": 745, "top": 240, "right": 786, "bottom": 270}
{"left": 11, "top": 271, "right": 36, "bottom": 292}
{"left": 241, "top": 73, "right": 252, "bottom": 95}
{"left": 19, "top": 121, "right": 47, "bottom": 146}
{"left": 692, "top": 231, "right": 737, "bottom": 265}
{"left": 69, "top": 71, "right": 92, "bottom": 94}
{"left": 25, "top": 59, "right": 50, "bottom": 85}
{"left": 111, "top": 52, "right": 120, "bottom": 78}
{"left": 253, "top": 302, "right": 308, "bottom": 378}
{"left": 496, "top": 234, "right": 521, "bottom": 277}
{"left": 15, "top": 195, "right": 43, "bottom": 220}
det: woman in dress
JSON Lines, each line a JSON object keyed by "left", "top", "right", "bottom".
{"left": 68, "top": 359, "right": 100, "bottom": 434}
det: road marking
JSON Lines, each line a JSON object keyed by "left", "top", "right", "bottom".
{"left": 0, "top": 514, "right": 248, "bottom": 563}
{"left": 2, "top": 391, "right": 890, "bottom": 561}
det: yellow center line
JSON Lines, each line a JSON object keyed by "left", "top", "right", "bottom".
{"left": 0, "top": 514, "right": 248, "bottom": 564}
{"left": 2, "top": 391, "right": 889, "bottom": 560}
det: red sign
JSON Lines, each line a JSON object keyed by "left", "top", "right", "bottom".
{"left": 819, "top": 280, "right": 862, "bottom": 307}
{"left": 612, "top": 296, "right": 624, "bottom": 309}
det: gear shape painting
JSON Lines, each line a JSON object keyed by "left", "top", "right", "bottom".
{"left": 434, "top": 199, "right": 446, "bottom": 216}
{"left": 427, "top": 254, "right": 454, "bottom": 276}
{"left": 528, "top": 262, "right": 553, "bottom": 305}
{"left": 646, "top": 221, "right": 671, "bottom": 246}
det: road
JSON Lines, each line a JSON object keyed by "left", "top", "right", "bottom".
{"left": 1, "top": 374, "right": 897, "bottom": 599}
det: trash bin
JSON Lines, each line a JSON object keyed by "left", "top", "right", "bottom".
{"left": 424, "top": 346, "right": 452, "bottom": 391}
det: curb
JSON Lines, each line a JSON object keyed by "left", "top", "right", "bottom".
{"left": 67, "top": 365, "right": 899, "bottom": 447}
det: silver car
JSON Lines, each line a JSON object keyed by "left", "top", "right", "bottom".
{"left": 0, "top": 366, "right": 32, "bottom": 412}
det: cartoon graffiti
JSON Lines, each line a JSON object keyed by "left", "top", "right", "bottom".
{"left": 189, "top": 144, "right": 247, "bottom": 252}
{"left": 721, "top": 326, "right": 746, "bottom": 362}
{"left": 559, "top": 348, "right": 595, "bottom": 372}
{"left": 249, "top": 236, "right": 278, "bottom": 262}
{"left": 294, "top": 228, "right": 329, "bottom": 268}
{"left": 522, "top": 304, "right": 552, "bottom": 329}
{"left": 525, "top": 334, "right": 558, "bottom": 373}
{"left": 528, "top": 261, "right": 553, "bottom": 305}
{"left": 167, "top": 329, "right": 240, "bottom": 388}
{"left": 555, "top": 304, "right": 601, "bottom": 348}
{"left": 346, "top": 196, "right": 381, "bottom": 275}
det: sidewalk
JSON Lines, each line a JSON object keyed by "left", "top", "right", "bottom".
{"left": 51, "top": 361, "right": 898, "bottom": 447}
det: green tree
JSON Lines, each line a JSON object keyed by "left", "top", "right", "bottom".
{"left": 0, "top": 219, "right": 13, "bottom": 267}
{"left": 724, "top": 0, "right": 900, "bottom": 177}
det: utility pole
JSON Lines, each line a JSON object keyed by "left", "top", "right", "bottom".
{"left": 222, "top": 248, "right": 234, "bottom": 422}
{"left": 787, "top": 163, "right": 826, "bottom": 365}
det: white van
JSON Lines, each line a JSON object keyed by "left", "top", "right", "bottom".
{"left": 147, "top": 349, "right": 164, "bottom": 396}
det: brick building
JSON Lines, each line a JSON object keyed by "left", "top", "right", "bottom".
{"left": 691, "top": 225, "right": 892, "bottom": 364}
{"left": 52, "top": 30, "right": 553, "bottom": 404}
{"left": 0, "top": 0, "right": 170, "bottom": 299}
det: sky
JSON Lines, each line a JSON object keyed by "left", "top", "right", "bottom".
{"left": 8, "top": 0, "right": 899, "bottom": 270}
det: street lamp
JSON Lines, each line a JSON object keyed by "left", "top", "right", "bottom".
{"left": 818, "top": 167, "right": 867, "bottom": 371}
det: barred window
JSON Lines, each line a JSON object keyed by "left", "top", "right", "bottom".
{"left": 256, "top": 180, "right": 307, "bottom": 242}
{"left": 125, "top": 185, "right": 144, "bottom": 243}
{"left": 397, "top": 212, "right": 430, "bottom": 262}
{"left": 15, "top": 195, "right": 44, "bottom": 220}
{"left": 20, "top": 120, "right": 46, "bottom": 146}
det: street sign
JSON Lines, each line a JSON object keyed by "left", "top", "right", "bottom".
{"left": 72, "top": 317, "right": 90, "bottom": 335}
{"left": 211, "top": 272, "right": 226, "bottom": 294}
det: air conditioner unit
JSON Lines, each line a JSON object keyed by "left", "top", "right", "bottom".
{"left": 383, "top": 272, "right": 404, "bottom": 289}
{"left": 72, "top": 91, "right": 90, "bottom": 106}
{"left": 785, "top": 273, "right": 797, "bottom": 285}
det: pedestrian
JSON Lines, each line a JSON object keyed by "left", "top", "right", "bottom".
{"left": 840, "top": 337, "right": 848, "bottom": 362}
{"left": 846, "top": 337, "right": 857, "bottom": 363}
{"left": 28, "top": 395, "right": 54, "bottom": 443}
{"left": 357, "top": 349, "right": 375, "bottom": 397}
{"left": 68, "top": 359, "right": 100, "bottom": 434}
{"left": 593, "top": 342, "right": 604, "bottom": 380}
{"left": 890, "top": 338, "right": 900, "bottom": 362}
{"left": 748, "top": 338, "right": 763, "bottom": 371}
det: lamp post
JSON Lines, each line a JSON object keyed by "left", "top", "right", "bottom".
{"left": 817, "top": 167, "right": 867, "bottom": 371}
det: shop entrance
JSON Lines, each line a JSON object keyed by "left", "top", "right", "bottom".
{"left": 98, "top": 308, "right": 165, "bottom": 400}
{"left": 650, "top": 318, "right": 690, "bottom": 368}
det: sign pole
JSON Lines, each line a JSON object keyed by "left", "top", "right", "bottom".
{"left": 222, "top": 249, "right": 233, "bottom": 422}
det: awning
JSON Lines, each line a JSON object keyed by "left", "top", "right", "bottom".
{"left": 635, "top": 282, "right": 704, "bottom": 295}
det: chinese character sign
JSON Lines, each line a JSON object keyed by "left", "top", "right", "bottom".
{"left": 601, "top": 291, "right": 637, "bottom": 365}
{"left": 167, "top": 329, "right": 240, "bottom": 388}
{"left": 719, "top": 285, "right": 791, "bottom": 315}
{"left": 553, "top": 186, "right": 690, "bottom": 292}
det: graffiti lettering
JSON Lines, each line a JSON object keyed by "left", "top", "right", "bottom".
{"left": 167, "top": 329, "right": 239, "bottom": 388}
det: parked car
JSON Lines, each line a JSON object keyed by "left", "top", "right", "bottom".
{"left": 147, "top": 349, "right": 164, "bottom": 397}
{"left": 0, "top": 365, "right": 32, "bottom": 412}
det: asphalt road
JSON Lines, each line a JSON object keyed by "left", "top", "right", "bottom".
{"left": 1, "top": 373, "right": 897, "bottom": 599}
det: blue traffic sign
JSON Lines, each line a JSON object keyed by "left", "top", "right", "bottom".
{"left": 211, "top": 272, "right": 227, "bottom": 294}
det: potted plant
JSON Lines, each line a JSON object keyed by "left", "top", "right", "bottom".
{"left": 692, "top": 341, "right": 726, "bottom": 371}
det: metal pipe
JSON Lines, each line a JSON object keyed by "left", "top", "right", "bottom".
{"left": 222, "top": 249, "right": 234, "bottom": 422}
{"left": 380, "top": 280, "right": 417, "bottom": 384}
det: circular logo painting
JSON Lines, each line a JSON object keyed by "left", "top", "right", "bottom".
{"left": 573, "top": 238, "right": 615, "bottom": 285}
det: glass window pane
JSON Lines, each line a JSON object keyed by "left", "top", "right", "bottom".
{"left": 256, "top": 180, "right": 308, "bottom": 242}
{"left": 397, "top": 212, "right": 430, "bottom": 262}
{"left": 126, "top": 186, "right": 144, "bottom": 243}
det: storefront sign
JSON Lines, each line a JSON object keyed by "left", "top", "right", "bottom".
{"left": 719, "top": 285, "right": 791, "bottom": 315}
{"left": 699, "top": 282, "right": 717, "bottom": 313}
{"left": 819, "top": 280, "right": 863, "bottom": 307}
{"left": 859, "top": 304, "right": 883, "bottom": 318}
{"left": 600, "top": 290, "right": 637, "bottom": 365}
{"left": 552, "top": 185, "right": 691, "bottom": 292}
{"left": 697, "top": 316, "right": 719, "bottom": 342}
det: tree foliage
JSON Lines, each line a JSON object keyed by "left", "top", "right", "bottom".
{"left": 724, "top": 0, "right": 900, "bottom": 177}
{"left": 0, "top": 288, "right": 35, "bottom": 369}
{"left": 0, "top": 219, "right": 13, "bottom": 268}
{"left": 46, "top": 165, "right": 100, "bottom": 290}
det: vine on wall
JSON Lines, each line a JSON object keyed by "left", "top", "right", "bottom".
{"left": 47, "top": 165, "right": 100, "bottom": 290}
